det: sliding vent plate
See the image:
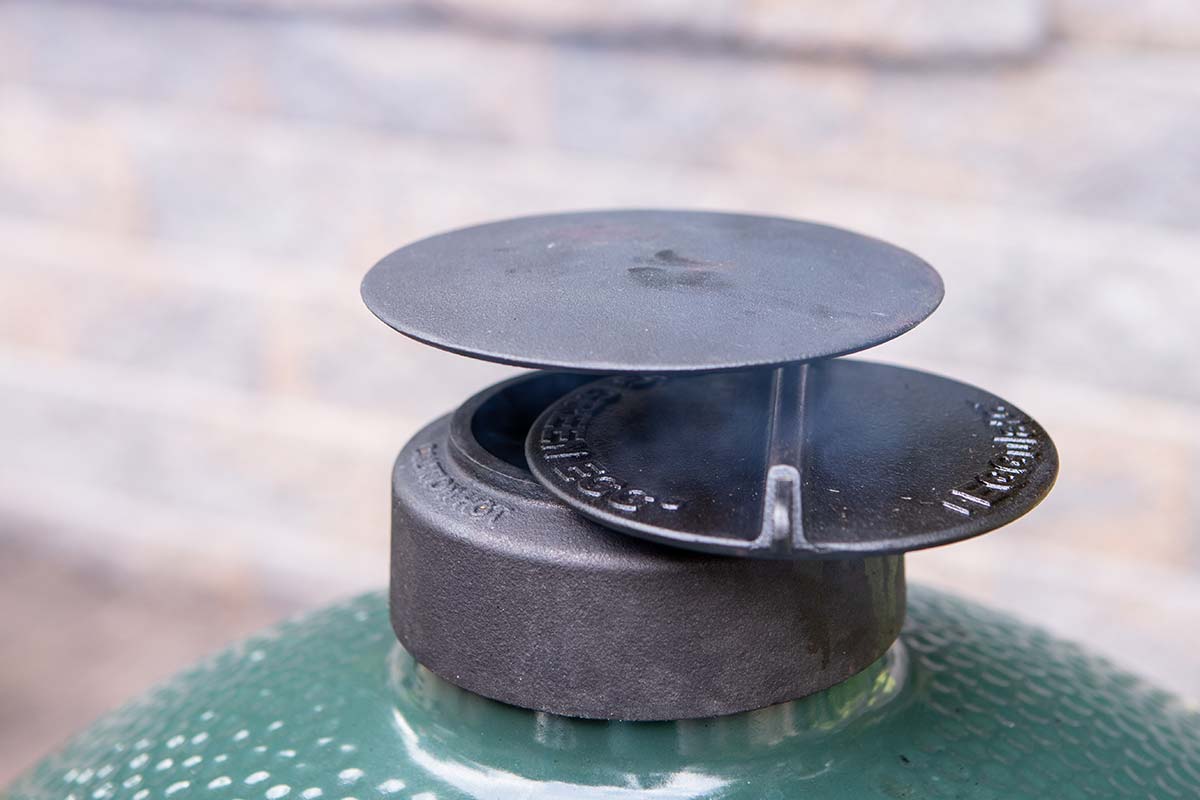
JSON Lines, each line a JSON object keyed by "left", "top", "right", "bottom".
{"left": 361, "top": 210, "right": 943, "bottom": 373}
{"left": 525, "top": 360, "right": 1058, "bottom": 558}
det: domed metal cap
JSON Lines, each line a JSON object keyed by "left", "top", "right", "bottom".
{"left": 361, "top": 210, "right": 944, "bottom": 373}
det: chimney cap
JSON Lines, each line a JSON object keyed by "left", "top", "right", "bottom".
{"left": 361, "top": 209, "right": 943, "bottom": 374}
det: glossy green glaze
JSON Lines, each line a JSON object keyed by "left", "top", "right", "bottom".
{"left": 8, "top": 587, "right": 1200, "bottom": 800}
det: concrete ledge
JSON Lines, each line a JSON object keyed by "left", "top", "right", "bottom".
{"left": 390, "top": 0, "right": 1051, "bottom": 63}
{"left": 1057, "top": 0, "right": 1200, "bottom": 50}
{"left": 21, "top": 0, "right": 1051, "bottom": 63}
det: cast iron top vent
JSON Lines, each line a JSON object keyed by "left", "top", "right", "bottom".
{"left": 362, "top": 209, "right": 1059, "bottom": 721}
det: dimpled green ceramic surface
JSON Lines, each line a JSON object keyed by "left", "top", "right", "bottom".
{"left": 8, "top": 587, "right": 1200, "bottom": 800}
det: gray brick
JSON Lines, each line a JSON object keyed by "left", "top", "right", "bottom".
{"left": 1058, "top": 0, "right": 1200, "bottom": 49}
{"left": 3, "top": 6, "right": 1199, "bottom": 238}
{"left": 737, "top": 0, "right": 1049, "bottom": 60}
{"left": 0, "top": 3, "right": 547, "bottom": 144}
{"left": 288, "top": 297, "right": 521, "bottom": 418}
{"left": 0, "top": 224, "right": 520, "bottom": 413}
{"left": 0, "top": 371, "right": 389, "bottom": 551}
{"left": 1, "top": 258, "right": 270, "bottom": 391}
{"left": 873, "top": 215, "right": 1200, "bottom": 404}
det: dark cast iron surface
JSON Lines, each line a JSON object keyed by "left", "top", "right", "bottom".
{"left": 361, "top": 210, "right": 944, "bottom": 373}
{"left": 525, "top": 360, "right": 1058, "bottom": 558}
{"left": 388, "top": 373, "right": 906, "bottom": 719}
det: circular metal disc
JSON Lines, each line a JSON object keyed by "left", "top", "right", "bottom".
{"left": 362, "top": 210, "right": 944, "bottom": 373}
{"left": 525, "top": 360, "right": 1058, "bottom": 558}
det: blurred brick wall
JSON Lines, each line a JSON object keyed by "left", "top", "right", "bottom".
{"left": 2, "top": 0, "right": 1199, "bottom": 783}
